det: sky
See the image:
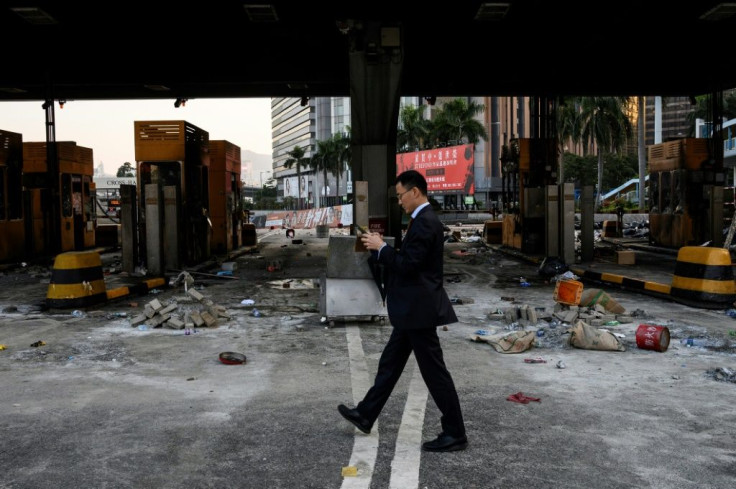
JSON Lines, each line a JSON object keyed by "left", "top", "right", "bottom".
{"left": 0, "top": 98, "right": 273, "bottom": 185}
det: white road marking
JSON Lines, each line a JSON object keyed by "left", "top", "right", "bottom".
{"left": 389, "top": 363, "right": 427, "bottom": 489}
{"left": 341, "top": 325, "right": 379, "bottom": 489}
{"left": 342, "top": 326, "right": 427, "bottom": 489}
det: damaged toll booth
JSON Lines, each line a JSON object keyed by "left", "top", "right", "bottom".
{"left": 502, "top": 138, "right": 573, "bottom": 258}
{"left": 208, "top": 140, "right": 244, "bottom": 254}
{"left": 647, "top": 138, "right": 724, "bottom": 248}
{"left": 0, "top": 129, "right": 24, "bottom": 262}
{"left": 22, "top": 141, "right": 96, "bottom": 255}
{"left": 134, "top": 121, "right": 210, "bottom": 275}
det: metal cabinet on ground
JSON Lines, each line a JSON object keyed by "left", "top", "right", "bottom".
{"left": 320, "top": 235, "right": 394, "bottom": 326}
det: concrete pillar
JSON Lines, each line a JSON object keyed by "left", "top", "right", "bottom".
{"left": 349, "top": 22, "right": 403, "bottom": 241}
{"left": 545, "top": 185, "right": 559, "bottom": 257}
{"left": 354, "top": 181, "right": 369, "bottom": 230}
{"left": 709, "top": 185, "right": 724, "bottom": 247}
{"left": 561, "top": 183, "right": 576, "bottom": 265}
{"left": 145, "top": 184, "right": 163, "bottom": 275}
{"left": 163, "top": 185, "right": 179, "bottom": 271}
{"left": 580, "top": 186, "right": 595, "bottom": 262}
{"left": 120, "top": 185, "right": 137, "bottom": 273}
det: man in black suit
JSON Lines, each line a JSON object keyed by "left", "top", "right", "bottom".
{"left": 338, "top": 170, "right": 467, "bottom": 452}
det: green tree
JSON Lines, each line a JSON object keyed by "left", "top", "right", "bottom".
{"left": 397, "top": 104, "right": 430, "bottom": 152}
{"left": 686, "top": 89, "right": 736, "bottom": 136}
{"left": 637, "top": 96, "right": 646, "bottom": 211}
{"left": 331, "top": 130, "right": 351, "bottom": 204}
{"left": 573, "top": 97, "right": 633, "bottom": 208}
{"left": 116, "top": 162, "right": 135, "bottom": 177}
{"left": 284, "top": 145, "right": 310, "bottom": 210}
{"left": 431, "top": 98, "right": 488, "bottom": 146}
{"left": 310, "top": 138, "right": 338, "bottom": 208}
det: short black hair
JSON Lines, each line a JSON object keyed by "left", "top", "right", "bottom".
{"left": 395, "top": 169, "right": 427, "bottom": 195}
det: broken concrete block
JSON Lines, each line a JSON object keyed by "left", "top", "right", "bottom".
{"left": 130, "top": 314, "right": 148, "bottom": 327}
{"left": 200, "top": 311, "right": 217, "bottom": 327}
{"left": 144, "top": 304, "right": 157, "bottom": 319}
{"left": 148, "top": 298, "right": 163, "bottom": 312}
{"left": 159, "top": 303, "right": 178, "bottom": 316}
{"left": 526, "top": 306, "right": 538, "bottom": 324}
{"left": 590, "top": 318, "right": 604, "bottom": 327}
{"left": 187, "top": 288, "right": 205, "bottom": 302}
{"left": 190, "top": 312, "right": 205, "bottom": 327}
{"left": 211, "top": 305, "right": 230, "bottom": 319}
{"left": 166, "top": 317, "right": 185, "bottom": 329}
{"left": 487, "top": 311, "right": 505, "bottom": 321}
{"left": 148, "top": 313, "right": 170, "bottom": 328}
{"left": 504, "top": 311, "right": 517, "bottom": 324}
{"left": 616, "top": 315, "right": 633, "bottom": 324}
{"left": 562, "top": 310, "right": 578, "bottom": 323}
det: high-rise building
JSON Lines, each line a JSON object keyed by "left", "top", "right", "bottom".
{"left": 271, "top": 96, "right": 350, "bottom": 208}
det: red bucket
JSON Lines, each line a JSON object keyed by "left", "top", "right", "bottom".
{"left": 636, "top": 324, "right": 670, "bottom": 352}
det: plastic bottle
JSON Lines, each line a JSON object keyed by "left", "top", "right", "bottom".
{"left": 252, "top": 308, "right": 261, "bottom": 318}
{"left": 680, "top": 338, "right": 711, "bottom": 347}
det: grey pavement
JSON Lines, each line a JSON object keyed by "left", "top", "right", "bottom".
{"left": 0, "top": 226, "right": 735, "bottom": 489}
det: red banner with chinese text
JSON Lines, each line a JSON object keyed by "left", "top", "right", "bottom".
{"left": 396, "top": 144, "right": 474, "bottom": 195}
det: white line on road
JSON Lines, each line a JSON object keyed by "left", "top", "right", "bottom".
{"left": 389, "top": 363, "right": 427, "bottom": 489}
{"left": 341, "top": 325, "right": 379, "bottom": 489}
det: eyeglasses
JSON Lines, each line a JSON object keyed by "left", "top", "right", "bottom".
{"left": 396, "top": 187, "right": 414, "bottom": 200}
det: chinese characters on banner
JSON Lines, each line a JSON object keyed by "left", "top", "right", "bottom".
{"left": 265, "top": 205, "right": 353, "bottom": 229}
{"left": 396, "top": 143, "right": 474, "bottom": 195}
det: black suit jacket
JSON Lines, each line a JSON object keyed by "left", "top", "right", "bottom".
{"left": 370, "top": 205, "right": 457, "bottom": 329}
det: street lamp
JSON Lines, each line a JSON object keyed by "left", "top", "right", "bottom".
{"left": 260, "top": 170, "right": 271, "bottom": 187}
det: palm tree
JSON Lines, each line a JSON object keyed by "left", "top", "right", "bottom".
{"left": 397, "top": 104, "right": 430, "bottom": 152}
{"left": 284, "top": 145, "right": 310, "bottom": 210}
{"left": 431, "top": 98, "right": 488, "bottom": 146}
{"left": 310, "top": 138, "right": 338, "bottom": 208}
{"left": 556, "top": 97, "right": 581, "bottom": 184}
{"left": 574, "top": 97, "right": 633, "bottom": 208}
{"left": 637, "top": 96, "right": 646, "bottom": 211}
{"left": 331, "top": 130, "right": 351, "bottom": 204}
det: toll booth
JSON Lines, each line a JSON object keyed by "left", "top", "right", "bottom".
{"left": 502, "top": 138, "right": 557, "bottom": 254}
{"left": 208, "top": 140, "right": 243, "bottom": 254}
{"left": 22, "top": 141, "right": 96, "bottom": 254}
{"left": 0, "top": 129, "right": 25, "bottom": 262}
{"left": 647, "top": 138, "right": 723, "bottom": 248}
{"left": 134, "top": 121, "right": 211, "bottom": 274}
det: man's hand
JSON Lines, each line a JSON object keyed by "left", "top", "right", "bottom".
{"left": 360, "top": 231, "right": 385, "bottom": 251}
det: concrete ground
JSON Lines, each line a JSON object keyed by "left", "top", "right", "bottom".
{"left": 0, "top": 226, "right": 735, "bottom": 489}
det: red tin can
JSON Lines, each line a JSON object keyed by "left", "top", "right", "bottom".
{"left": 636, "top": 324, "right": 670, "bottom": 352}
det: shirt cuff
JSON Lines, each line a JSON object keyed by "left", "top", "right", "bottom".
{"left": 376, "top": 242, "right": 387, "bottom": 258}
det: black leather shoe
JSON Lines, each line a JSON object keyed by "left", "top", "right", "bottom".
{"left": 338, "top": 404, "right": 372, "bottom": 434}
{"left": 422, "top": 433, "right": 468, "bottom": 452}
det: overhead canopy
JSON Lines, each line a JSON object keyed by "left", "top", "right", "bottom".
{"left": 1, "top": 2, "right": 736, "bottom": 102}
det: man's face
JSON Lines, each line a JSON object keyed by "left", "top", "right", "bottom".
{"left": 395, "top": 183, "right": 417, "bottom": 215}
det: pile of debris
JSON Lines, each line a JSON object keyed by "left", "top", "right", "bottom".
{"left": 128, "top": 287, "right": 230, "bottom": 330}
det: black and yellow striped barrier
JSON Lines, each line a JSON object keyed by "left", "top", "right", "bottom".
{"left": 670, "top": 246, "right": 736, "bottom": 307}
{"left": 106, "top": 277, "right": 168, "bottom": 301}
{"left": 47, "top": 251, "right": 107, "bottom": 308}
{"left": 570, "top": 267, "right": 672, "bottom": 300}
{"left": 46, "top": 250, "right": 168, "bottom": 308}
{"left": 571, "top": 246, "right": 736, "bottom": 309}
